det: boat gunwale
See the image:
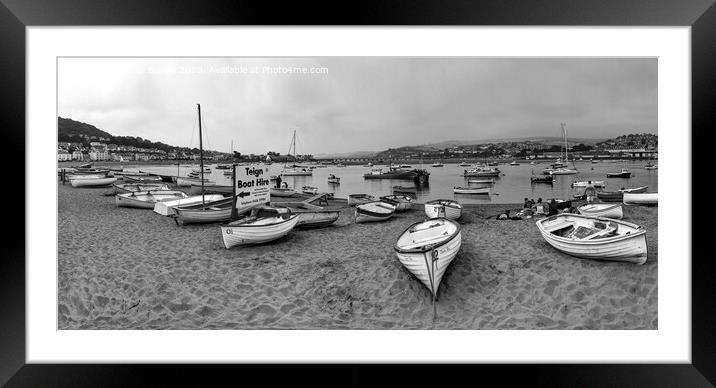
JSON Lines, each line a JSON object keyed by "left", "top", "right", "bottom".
{"left": 221, "top": 213, "right": 299, "bottom": 229}
{"left": 536, "top": 214, "right": 645, "bottom": 245}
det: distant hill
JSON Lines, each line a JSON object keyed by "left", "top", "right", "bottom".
{"left": 314, "top": 150, "right": 379, "bottom": 159}
{"left": 58, "top": 117, "right": 214, "bottom": 153}
{"left": 424, "top": 136, "right": 607, "bottom": 148}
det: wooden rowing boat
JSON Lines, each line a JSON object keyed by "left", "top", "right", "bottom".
{"left": 115, "top": 190, "right": 188, "bottom": 209}
{"left": 379, "top": 195, "right": 413, "bottom": 212}
{"left": 173, "top": 197, "right": 235, "bottom": 224}
{"left": 577, "top": 203, "right": 623, "bottom": 219}
{"left": 355, "top": 201, "right": 396, "bottom": 223}
{"left": 623, "top": 192, "right": 657, "bottom": 206}
{"left": 453, "top": 186, "right": 489, "bottom": 195}
{"left": 424, "top": 199, "right": 462, "bottom": 220}
{"left": 348, "top": 194, "right": 376, "bottom": 206}
{"left": 70, "top": 176, "right": 117, "bottom": 187}
{"left": 153, "top": 194, "right": 225, "bottom": 215}
{"left": 220, "top": 207, "right": 299, "bottom": 248}
{"left": 113, "top": 183, "right": 170, "bottom": 194}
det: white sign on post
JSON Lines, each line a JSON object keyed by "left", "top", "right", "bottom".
{"left": 233, "top": 165, "right": 271, "bottom": 210}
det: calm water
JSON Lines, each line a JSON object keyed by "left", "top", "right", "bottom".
{"left": 134, "top": 160, "right": 658, "bottom": 204}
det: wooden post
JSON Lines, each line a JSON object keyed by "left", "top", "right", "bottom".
{"left": 197, "top": 103, "right": 205, "bottom": 209}
{"left": 230, "top": 164, "right": 238, "bottom": 220}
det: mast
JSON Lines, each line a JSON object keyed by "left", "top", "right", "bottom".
{"left": 293, "top": 129, "right": 297, "bottom": 163}
{"left": 197, "top": 104, "right": 205, "bottom": 209}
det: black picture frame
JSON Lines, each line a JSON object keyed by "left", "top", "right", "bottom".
{"left": 1, "top": 0, "right": 712, "bottom": 386}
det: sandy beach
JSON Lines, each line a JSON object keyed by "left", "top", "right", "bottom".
{"left": 58, "top": 182, "right": 657, "bottom": 330}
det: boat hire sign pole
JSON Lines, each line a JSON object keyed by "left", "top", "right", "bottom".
{"left": 233, "top": 164, "right": 271, "bottom": 213}
{"left": 197, "top": 103, "right": 205, "bottom": 209}
{"left": 230, "top": 164, "right": 238, "bottom": 221}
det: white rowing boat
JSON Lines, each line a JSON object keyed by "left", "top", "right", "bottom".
{"left": 379, "top": 195, "right": 413, "bottom": 212}
{"left": 113, "top": 183, "right": 170, "bottom": 194}
{"left": 394, "top": 218, "right": 462, "bottom": 298}
{"left": 173, "top": 197, "right": 236, "bottom": 224}
{"left": 536, "top": 213, "right": 647, "bottom": 264}
{"left": 453, "top": 186, "right": 489, "bottom": 195}
{"left": 424, "top": 199, "right": 463, "bottom": 220}
{"left": 577, "top": 203, "right": 623, "bottom": 219}
{"left": 619, "top": 186, "right": 648, "bottom": 193}
{"left": 153, "top": 194, "right": 225, "bottom": 216}
{"left": 220, "top": 207, "right": 299, "bottom": 248}
{"left": 70, "top": 176, "right": 117, "bottom": 187}
{"left": 176, "top": 176, "right": 216, "bottom": 187}
{"left": 115, "top": 190, "right": 189, "bottom": 209}
{"left": 571, "top": 180, "right": 605, "bottom": 188}
{"left": 355, "top": 201, "right": 396, "bottom": 223}
{"left": 623, "top": 192, "right": 658, "bottom": 206}
{"left": 270, "top": 187, "right": 297, "bottom": 197}
{"left": 348, "top": 194, "right": 376, "bottom": 206}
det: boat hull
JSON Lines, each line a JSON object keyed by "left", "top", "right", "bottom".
{"left": 536, "top": 214, "right": 647, "bottom": 264}
{"left": 115, "top": 190, "right": 188, "bottom": 209}
{"left": 348, "top": 195, "right": 376, "bottom": 206}
{"left": 577, "top": 204, "right": 623, "bottom": 219}
{"left": 176, "top": 177, "right": 216, "bottom": 187}
{"left": 220, "top": 214, "right": 299, "bottom": 248}
{"left": 153, "top": 194, "right": 225, "bottom": 215}
{"left": 174, "top": 198, "right": 235, "bottom": 224}
{"left": 596, "top": 191, "right": 624, "bottom": 202}
{"left": 424, "top": 201, "right": 462, "bottom": 220}
{"left": 355, "top": 202, "right": 396, "bottom": 223}
{"left": 623, "top": 193, "right": 658, "bottom": 206}
{"left": 294, "top": 210, "right": 341, "bottom": 228}
{"left": 113, "top": 183, "right": 170, "bottom": 194}
{"left": 379, "top": 195, "right": 413, "bottom": 211}
{"left": 70, "top": 177, "right": 117, "bottom": 187}
{"left": 606, "top": 172, "right": 632, "bottom": 178}
{"left": 188, "top": 184, "right": 233, "bottom": 196}
{"left": 453, "top": 187, "right": 489, "bottom": 194}
{"left": 270, "top": 188, "right": 297, "bottom": 197}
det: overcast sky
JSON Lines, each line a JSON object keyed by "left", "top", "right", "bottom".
{"left": 58, "top": 57, "right": 657, "bottom": 155}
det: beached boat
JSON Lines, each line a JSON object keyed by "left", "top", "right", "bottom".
{"left": 394, "top": 218, "right": 462, "bottom": 298}
{"left": 424, "top": 199, "right": 463, "bottom": 220}
{"left": 220, "top": 207, "right": 299, "bottom": 248}
{"left": 327, "top": 174, "right": 341, "bottom": 184}
{"left": 274, "top": 206, "right": 341, "bottom": 228}
{"left": 531, "top": 176, "right": 554, "bottom": 184}
{"left": 301, "top": 186, "right": 319, "bottom": 195}
{"left": 69, "top": 176, "right": 117, "bottom": 187}
{"left": 176, "top": 176, "right": 216, "bottom": 187}
{"left": 173, "top": 197, "right": 235, "bottom": 224}
{"left": 463, "top": 167, "right": 500, "bottom": 177}
{"left": 355, "top": 201, "right": 396, "bottom": 223}
{"left": 596, "top": 191, "right": 624, "bottom": 202}
{"left": 113, "top": 171, "right": 150, "bottom": 177}
{"left": 618, "top": 186, "right": 648, "bottom": 193}
{"left": 623, "top": 192, "right": 658, "bottom": 206}
{"left": 453, "top": 186, "right": 489, "bottom": 195}
{"left": 153, "top": 194, "right": 225, "bottom": 216}
{"left": 270, "top": 187, "right": 297, "bottom": 197}
{"left": 393, "top": 185, "right": 417, "bottom": 194}
{"left": 113, "top": 183, "right": 170, "bottom": 194}
{"left": 379, "top": 195, "right": 413, "bottom": 212}
{"left": 606, "top": 168, "right": 632, "bottom": 178}
{"left": 571, "top": 180, "right": 605, "bottom": 188}
{"left": 123, "top": 174, "right": 163, "bottom": 183}
{"left": 577, "top": 203, "right": 623, "bottom": 219}
{"left": 115, "top": 190, "right": 189, "bottom": 209}
{"left": 188, "top": 184, "right": 233, "bottom": 196}
{"left": 536, "top": 214, "right": 647, "bottom": 264}
{"left": 348, "top": 194, "right": 376, "bottom": 206}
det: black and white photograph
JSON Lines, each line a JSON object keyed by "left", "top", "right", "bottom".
{"left": 56, "top": 57, "right": 658, "bottom": 330}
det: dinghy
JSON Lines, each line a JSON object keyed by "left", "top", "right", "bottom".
{"left": 173, "top": 197, "right": 235, "bottom": 224}
{"left": 220, "top": 207, "right": 299, "bottom": 248}
{"left": 115, "top": 190, "right": 188, "bottom": 209}
{"left": 623, "top": 192, "right": 658, "bottom": 206}
{"left": 301, "top": 186, "right": 319, "bottom": 195}
{"left": 463, "top": 167, "right": 500, "bottom": 177}
{"left": 393, "top": 185, "right": 417, "bottom": 194}
{"left": 348, "top": 194, "right": 376, "bottom": 206}
{"left": 71, "top": 168, "right": 110, "bottom": 176}
{"left": 453, "top": 186, "right": 489, "bottom": 195}
{"left": 355, "top": 201, "right": 396, "bottom": 223}
{"left": 70, "top": 176, "right": 117, "bottom": 187}
{"left": 113, "top": 183, "right": 170, "bottom": 194}
{"left": 274, "top": 205, "right": 341, "bottom": 228}
{"left": 531, "top": 175, "right": 555, "bottom": 184}
{"left": 606, "top": 168, "right": 632, "bottom": 178}
{"left": 577, "top": 203, "right": 623, "bottom": 219}
{"left": 153, "top": 194, "right": 225, "bottom": 216}
{"left": 123, "top": 174, "right": 163, "bottom": 183}
{"left": 424, "top": 199, "right": 463, "bottom": 220}
{"left": 549, "top": 168, "right": 578, "bottom": 175}
{"left": 176, "top": 176, "right": 216, "bottom": 187}
{"left": 394, "top": 218, "right": 462, "bottom": 298}
{"left": 467, "top": 179, "right": 494, "bottom": 185}
{"left": 379, "top": 195, "right": 414, "bottom": 212}
{"left": 536, "top": 214, "right": 647, "bottom": 264}
{"left": 188, "top": 184, "right": 233, "bottom": 196}
{"left": 270, "top": 187, "right": 297, "bottom": 197}
{"left": 619, "top": 186, "right": 648, "bottom": 194}
{"left": 327, "top": 174, "right": 341, "bottom": 184}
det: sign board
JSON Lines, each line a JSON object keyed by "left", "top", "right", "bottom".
{"left": 233, "top": 165, "right": 271, "bottom": 210}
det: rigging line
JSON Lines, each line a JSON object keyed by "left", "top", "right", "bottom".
{"left": 200, "top": 113, "right": 211, "bottom": 152}
{"left": 188, "top": 114, "right": 198, "bottom": 150}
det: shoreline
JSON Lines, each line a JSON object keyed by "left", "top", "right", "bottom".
{"left": 58, "top": 182, "right": 658, "bottom": 330}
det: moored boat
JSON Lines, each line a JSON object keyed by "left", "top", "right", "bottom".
{"left": 379, "top": 195, "right": 414, "bottom": 211}
{"left": 348, "top": 194, "right": 376, "bottom": 206}
{"left": 424, "top": 199, "right": 462, "bottom": 220}
{"left": 606, "top": 168, "right": 632, "bottom": 178}
{"left": 467, "top": 179, "right": 494, "bottom": 185}
{"left": 432, "top": 162, "right": 444, "bottom": 167}
{"left": 355, "top": 201, "right": 396, "bottom": 223}
{"left": 536, "top": 213, "right": 647, "bottom": 264}
{"left": 531, "top": 175, "right": 555, "bottom": 184}
{"left": 301, "top": 185, "right": 319, "bottom": 195}
{"left": 571, "top": 180, "right": 605, "bottom": 188}
{"left": 453, "top": 186, "right": 489, "bottom": 195}
{"left": 69, "top": 176, "right": 118, "bottom": 187}
{"left": 510, "top": 161, "right": 519, "bottom": 166}
{"left": 220, "top": 207, "right": 299, "bottom": 248}
{"left": 270, "top": 187, "right": 297, "bottom": 197}
{"left": 115, "top": 190, "right": 188, "bottom": 209}
{"left": 623, "top": 192, "right": 658, "bottom": 206}
{"left": 549, "top": 168, "right": 578, "bottom": 175}
{"left": 394, "top": 218, "right": 462, "bottom": 298}
{"left": 327, "top": 174, "right": 341, "bottom": 184}
{"left": 393, "top": 185, "right": 417, "bottom": 194}
{"left": 577, "top": 203, "right": 623, "bottom": 219}
{"left": 463, "top": 167, "right": 500, "bottom": 177}
{"left": 459, "top": 161, "right": 470, "bottom": 167}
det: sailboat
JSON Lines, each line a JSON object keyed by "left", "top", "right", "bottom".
{"left": 171, "top": 104, "right": 232, "bottom": 223}
{"left": 549, "top": 123, "right": 578, "bottom": 175}
{"left": 281, "top": 130, "right": 313, "bottom": 176}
